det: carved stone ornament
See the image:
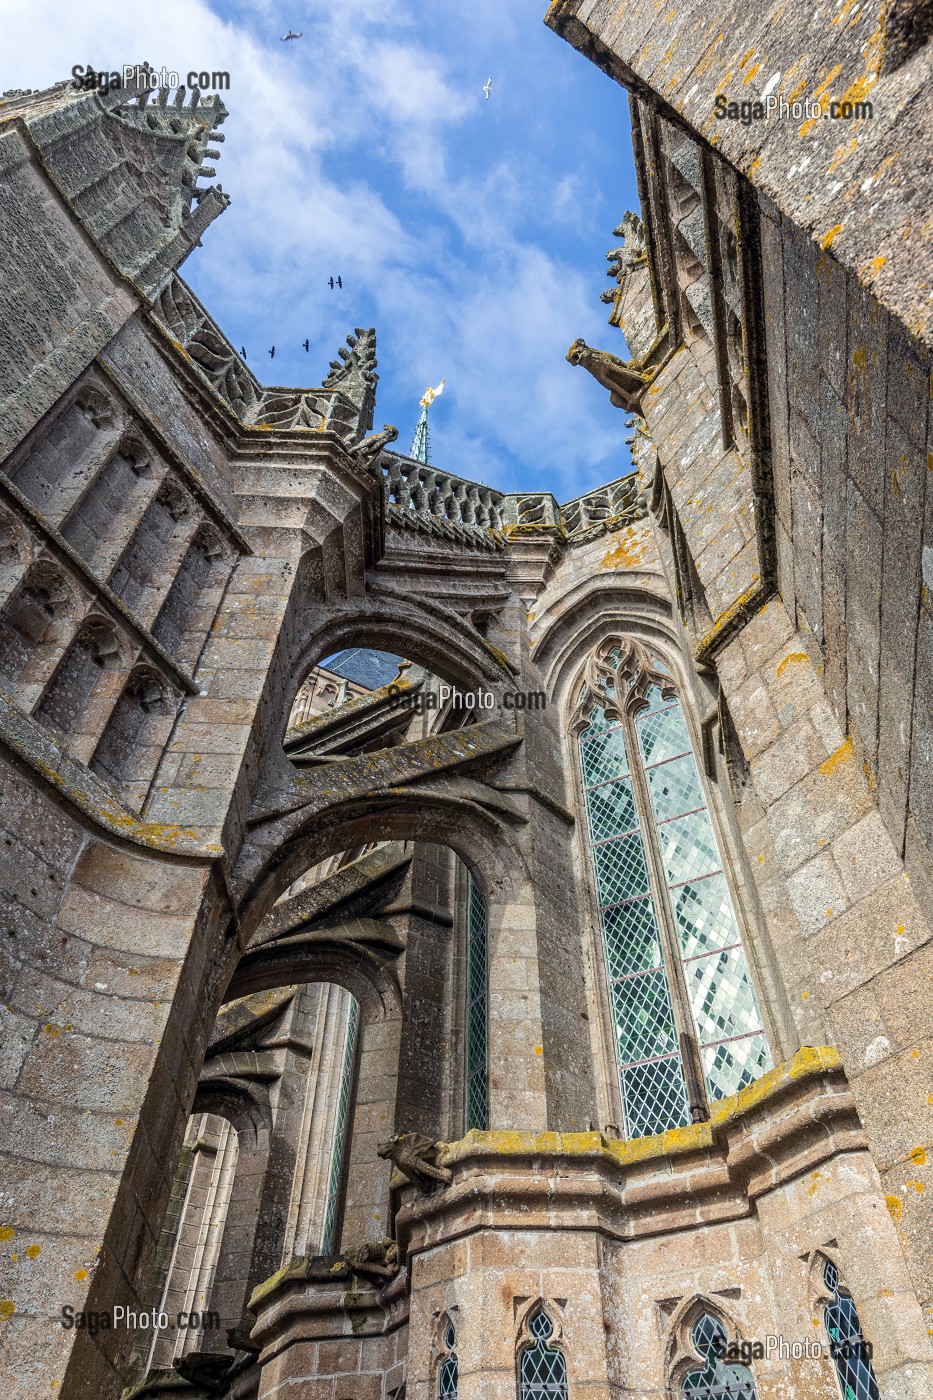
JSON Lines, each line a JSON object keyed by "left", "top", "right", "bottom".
{"left": 565, "top": 339, "right": 653, "bottom": 413}
{"left": 573, "top": 637, "right": 676, "bottom": 731}
{"left": 376, "top": 1132, "right": 453, "bottom": 1190}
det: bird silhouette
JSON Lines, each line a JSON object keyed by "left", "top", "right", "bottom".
{"left": 281, "top": 31, "right": 302, "bottom": 41}
{"left": 303, "top": 339, "right": 310, "bottom": 352}
{"left": 240, "top": 346, "right": 247, "bottom": 358}
{"left": 483, "top": 77, "right": 493, "bottom": 100}
{"left": 269, "top": 346, "right": 275, "bottom": 359}
{"left": 328, "top": 276, "right": 343, "bottom": 290}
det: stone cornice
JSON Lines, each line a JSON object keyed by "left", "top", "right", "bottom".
{"left": 398, "top": 1047, "right": 862, "bottom": 1250}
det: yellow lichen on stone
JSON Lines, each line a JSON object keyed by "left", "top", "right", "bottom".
{"left": 776, "top": 651, "right": 810, "bottom": 676}
{"left": 819, "top": 737, "right": 854, "bottom": 775}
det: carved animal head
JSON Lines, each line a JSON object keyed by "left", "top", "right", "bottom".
{"left": 566, "top": 337, "right": 590, "bottom": 367}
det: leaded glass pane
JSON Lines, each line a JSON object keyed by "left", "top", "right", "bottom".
{"left": 600, "top": 899, "right": 663, "bottom": 978}
{"left": 520, "top": 1312, "right": 568, "bottom": 1399}
{"left": 620, "top": 1055, "right": 691, "bottom": 1137}
{"left": 658, "top": 810, "right": 721, "bottom": 886}
{"left": 682, "top": 1360, "right": 758, "bottom": 1399}
{"left": 592, "top": 831, "right": 651, "bottom": 904}
{"left": 702, "top": 1032, "right": 772, "bottom": 1101}
{"left": 646, "top": 752, "right": 706, "bottom": 821}
{"left": 612, "top": 968, "right": 680, "bottom": 1063}
{"left": 825, "top": 1270, "right": 880, "bottom": 1400}
{"left": 686, "top": 945, "right": 765, "bottom": 1047}
{"left": 581, "top": 703, "right": 615, "bottom": 737}
{"left": 693, "top": 1315, "right": 728, "bottom": 1358}
{"left": 438, "top": 1355, "right": 458, "bottom": 1398}
{"left": 578, "top": 659, "right": 771, "bottom": 1140}
{"left": 580, "top": 724, "right": 629, "bottom": 785}
{"left": 672, "top": 875, "right": 739, "bottom": 959}
{"left": 321, "top": 996, "right": 359, "bottom": 1253}
{"left": 584, "top": 775, "right": 638, "bottom": 840}
{"left": 465, "top": 875, "right": 488, "bottom": 1131}
{"left": 637, "top": 700, "right": 691, "bottom": 766}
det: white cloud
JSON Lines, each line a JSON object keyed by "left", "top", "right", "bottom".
{"left": 3, "top": 0, "right": 637, "bottom": 497}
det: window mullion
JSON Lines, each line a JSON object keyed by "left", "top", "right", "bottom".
{"left": 623, "top": 702, "right": 708, "bottom": 1123}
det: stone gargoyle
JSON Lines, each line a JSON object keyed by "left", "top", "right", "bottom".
{"left": 566, "top": 339, "right": 652, "bottom": 413}
{"left": 377, "top": 1131, "right": 453, "bottom": 1190}
{"left": 349, "top": 1237, "right": 400, "bottom": 1284}
{"left": 349, "top": 423, "right": 398, "bottom": 470}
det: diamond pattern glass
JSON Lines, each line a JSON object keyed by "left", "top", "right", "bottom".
{"left": 438, "top": 1355, "right": 458, "bottom": 1398}
{"left": 637, "top": 701, "right": 691, "bottom": 766}
{"left": 702, "top": 1033, "right": 772, "bottom": 1101}
{"left": 520, "top": 1311, "right": 568, "bottom": 1399}
{"left": 612, "top": 968, "right": 679, "bottom": 1064}
{"left": 620, "top": 1054, "right": 691, "bottom": 1138}
{"left": 673, "top": 875, "right": 739, "bottom": 959}
{"left": 585, "top": 775, "right": 638, "bottom": 841}
{"left": 592, "top": 832, "right": 651, "bottom": 905}
{"left": 682, "top": 1359, "right": 758, "bottom": 1399}
{"left": 647, "top": 753, "right": 706, "bottom": 822}
{"left": 687, "top": 946, "right": 764, "bottom": 1046}
{"left": 658, "top": 811, "right": 721, "bottom": 886}
{"left": 580, "top": 724, "right": 630, "bottom": 785}
{"left": 321, "top": 996, "right": 359, "bottom": 1253}
{"left": 601, "top": 899, "right": 663, "bottom": 978}
{"left": 465, "top": 875, "right": 488, "bottom": 1131}
{"left": 824, "top": 1272, "right": 881, "bottom": 1400}
{"left": 579, "top": 666, "right": 772, "bottom": 1139}
{"left": 693, "top": 1315, "right": 728, "bottom": 1359}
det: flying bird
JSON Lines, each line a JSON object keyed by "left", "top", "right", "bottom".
{"left": 281, "top": 31, "right": 302, "bottom": 41}
{"left": 328, "top": 276, "right": 343, "bottom": 289}
{"left": 269, "top": 346, "right": 275, "bottom": 359}
{"left": 240, "top": 346, "right": 247, "bottom": 358}
{"left": 303, "top": 339, "right": 310, "bottom": 352}
{"left": 483, "top": 77, "right": 493, "bottom": 100}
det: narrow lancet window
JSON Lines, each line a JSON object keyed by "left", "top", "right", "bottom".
{"left": 465, "top": 873, "right": 488, "bottom": 1131}
{"left": 320, "top": 997, "right": 359, "bottom": 1253}
{"left": 823, "top": 1260, "right": 880, "bottom": 1400}
{"left": 576, "top": 638, "right": 771, "bottom": 1138}
{"left": 519, "top": 1309, "right": 568, "bottom": 1400}
{"left": 438, "top": 1320, "right": 458, "bottom": 1398}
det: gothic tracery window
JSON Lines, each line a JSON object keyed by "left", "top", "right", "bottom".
{"left": 519, "top": 1309, "right": 568, "bottom": 1400}
{"left": 822, "top": 1259, "right": 880, "bottom": 1400}
{"left": 681, "top": 1314, "right": 757, "bottom": 1399}
{"left": 575, "top": 638, "right": 771, "bottom": 1138}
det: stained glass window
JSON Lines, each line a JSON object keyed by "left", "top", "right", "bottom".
{"left": 465, "top": 874, "right": 488, "bottom": 1131}
{"left": 321, "top": 997, "right": 359, "bottom": 1253}
{"left": 823, "top": 1260, "right": 880, "bottom": 1400}
{"left": 439, "top": 1320, "right": 458, "bottom": 1398}
{"left": 578, "top": 642, "right": 771, "bottom": 1138}
{"left": 520, "top": 1309, "right": 568, "bottom": 1399}
{"left": 681, "top": 1314, "right": 758, "bottom": 1399}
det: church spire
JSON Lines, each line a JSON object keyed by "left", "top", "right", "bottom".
{"left": 410, "top": 379, "right": 445, "bottom": 463}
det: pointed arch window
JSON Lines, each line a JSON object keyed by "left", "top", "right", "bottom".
{"left": 681, "top": 1314, "right": 758, "bottom": 1399}
{"left": 438, "top": 1320, "right": 458, "bottom": 1398}
{"left": 822, "top": 1259, "right": 880, "bottom": 1400}
{"left": 575, "top": 638, "right": 771, "bottom": 1138}
{"left": 519, "top": 1309, "right": 568, "bottom": 1399}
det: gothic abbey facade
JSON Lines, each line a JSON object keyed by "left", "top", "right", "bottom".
{"left": 1, "top": 3, "right": 932, "bottom": 1397}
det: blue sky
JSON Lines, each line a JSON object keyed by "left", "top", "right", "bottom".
{"left": 6, "top": 0, "right": 642, "bottom": 500}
